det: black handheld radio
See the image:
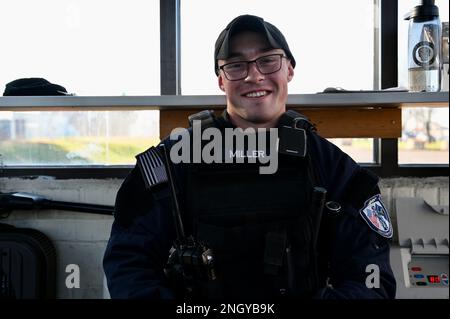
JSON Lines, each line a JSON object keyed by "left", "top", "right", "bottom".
{"left": 159, "top": 144, "right": 216, "bottom": 297}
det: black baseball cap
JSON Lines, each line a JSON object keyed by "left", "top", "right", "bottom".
{"left": 3, "top": 78, "right": 68, "bottom": 96}
{"left": 214, "top": 15, "right": 296, "bottom": 75}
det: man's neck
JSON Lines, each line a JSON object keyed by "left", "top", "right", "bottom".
{"left": 227, "top": 109, "right": 284, "bottom": 129}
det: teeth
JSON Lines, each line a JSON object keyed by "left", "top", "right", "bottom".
{"left": 245, "top": 91, "right": 267, "bottom": 98}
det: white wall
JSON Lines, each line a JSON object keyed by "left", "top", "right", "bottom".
{"left": 0, "top": 177, "right": 120, "bottom": 299}
{"left": 0, "top": 176, "right": 448, "bottom": 299}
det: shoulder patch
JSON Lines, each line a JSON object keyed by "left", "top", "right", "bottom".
{"left": 359, "top": 194, "right": 393, "bottom": 238}
{"left": 136, "top": 146, "right": 168, "bottom": 189}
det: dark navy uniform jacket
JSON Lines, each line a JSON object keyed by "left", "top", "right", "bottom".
{"left": 103, "top": 115, "right": 397, "bottom": 299}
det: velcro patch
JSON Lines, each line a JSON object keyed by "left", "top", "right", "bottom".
{"left": 278, "top": 125, "right": 307, "bottom": 157}
{"left": 136, "top": 146, "right": 168, "bottom": 189}
{"left": 359, "top": 194, "right": 393, "bottom": 238}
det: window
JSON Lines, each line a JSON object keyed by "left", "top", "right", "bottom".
{"left": 0, "top": 0, "right": 161, "bottom": 167}
{"left": 0, "top": 0, "right": 160, "bottom": 96}
{"left": 181, "top": 0, "right": 375, "bottom": 95}
{"left": 0, "top": 110, "right": 159, "bottom": 166}
{"left": 327, "top": 138, "right": 374, "bottom": 163}
{"left": 399, "top": 107, "right": 449, "bottom": 164}
{"left": 0, "top": 1, "right": 447, "bottom": 176}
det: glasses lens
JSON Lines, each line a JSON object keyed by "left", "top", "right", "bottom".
{"left": 256, "top": 55, "right": 282, "bottom": 74}
{"left": 223, "top": 62, "right": 247, "bottom": 80}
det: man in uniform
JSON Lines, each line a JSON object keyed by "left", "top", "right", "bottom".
{"left": 103, "top": 15, "right": 396, "bottom": 299}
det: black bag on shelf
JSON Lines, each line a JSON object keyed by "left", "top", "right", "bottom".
{"left": 3, "top": 78, "right": 68, "bottom": 96}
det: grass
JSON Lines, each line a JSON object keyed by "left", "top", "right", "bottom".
{"left": 0, "top": 136, "right": 160, "bottom": 165}
{"left": 398, "top": 140, "right": 448, "bottom": 151}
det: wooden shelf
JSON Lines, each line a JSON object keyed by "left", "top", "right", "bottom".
{"left": 0, "top": 92, "right": 447, "bottom": 138}
{"left": 0, "top": 92, "right": 447, "bottom": 110}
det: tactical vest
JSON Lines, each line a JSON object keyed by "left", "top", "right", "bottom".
{"left": 183, "top": 110, "right": 325, "bottom": 299}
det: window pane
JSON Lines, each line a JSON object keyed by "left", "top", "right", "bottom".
{"left": 327, "top": 138, "right": 374, "bottom": 163}
{"left": 0, "top": 0, "right": 160, "bottom": 96}
{"left": 398, "top": 107, "right": 449, "bottom": 164}
{"left": 181, "top": 0, "right": 375, "bottom": 94}
{"left": 398, "top": 0, "right": 449, "bottom": 90}
{"left": 0, "top": 111, "right": 159, "bottom": 165}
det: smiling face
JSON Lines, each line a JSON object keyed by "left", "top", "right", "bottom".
{"left": 217, "top": 31, "right": 294, "bottom": 129}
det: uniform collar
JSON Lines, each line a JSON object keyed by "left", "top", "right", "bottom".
{"left": 217, "top": 110, "right": 237, "bottom": 129}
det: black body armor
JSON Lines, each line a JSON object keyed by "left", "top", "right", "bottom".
{"left": 182, "top": 110, "right": 324, "bottom": 299}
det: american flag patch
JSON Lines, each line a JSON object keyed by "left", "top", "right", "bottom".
{"left": 136, "top": 146, "right": 168, "bottom": 189}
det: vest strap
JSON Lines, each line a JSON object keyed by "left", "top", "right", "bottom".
{"left": 263, "top": 228, "right": 287, "bottom": 276}
{"left": 279, "top": 110, "right": 316, "bottom": 132}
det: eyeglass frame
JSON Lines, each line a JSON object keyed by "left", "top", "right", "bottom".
{"left": 218, "top": 53, "right": 288, "bottom": 81}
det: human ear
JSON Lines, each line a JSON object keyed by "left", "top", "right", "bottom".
{"left": 287, "top": 63, "right": 294, "bottom": 82}
{"left": 218, "top": 74, "right": 226, "bottom": 92}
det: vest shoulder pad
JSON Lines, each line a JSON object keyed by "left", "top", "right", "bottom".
{"left": 188, "top": 110, "right": 216, "bottom": 128}
{"left": 280, "top": 110, "right": 317, "bottom": 132}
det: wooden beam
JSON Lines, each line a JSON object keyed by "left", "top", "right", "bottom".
{"left": 160, "top": 107, "right": 401, "bottom": 139}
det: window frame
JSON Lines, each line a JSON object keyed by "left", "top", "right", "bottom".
{"left": 0, "top": 0, "right": 448, "bottom": 179}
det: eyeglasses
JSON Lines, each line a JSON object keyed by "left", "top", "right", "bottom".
{"left": 219, "top": 53, "right": 287, "bottom": 81}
